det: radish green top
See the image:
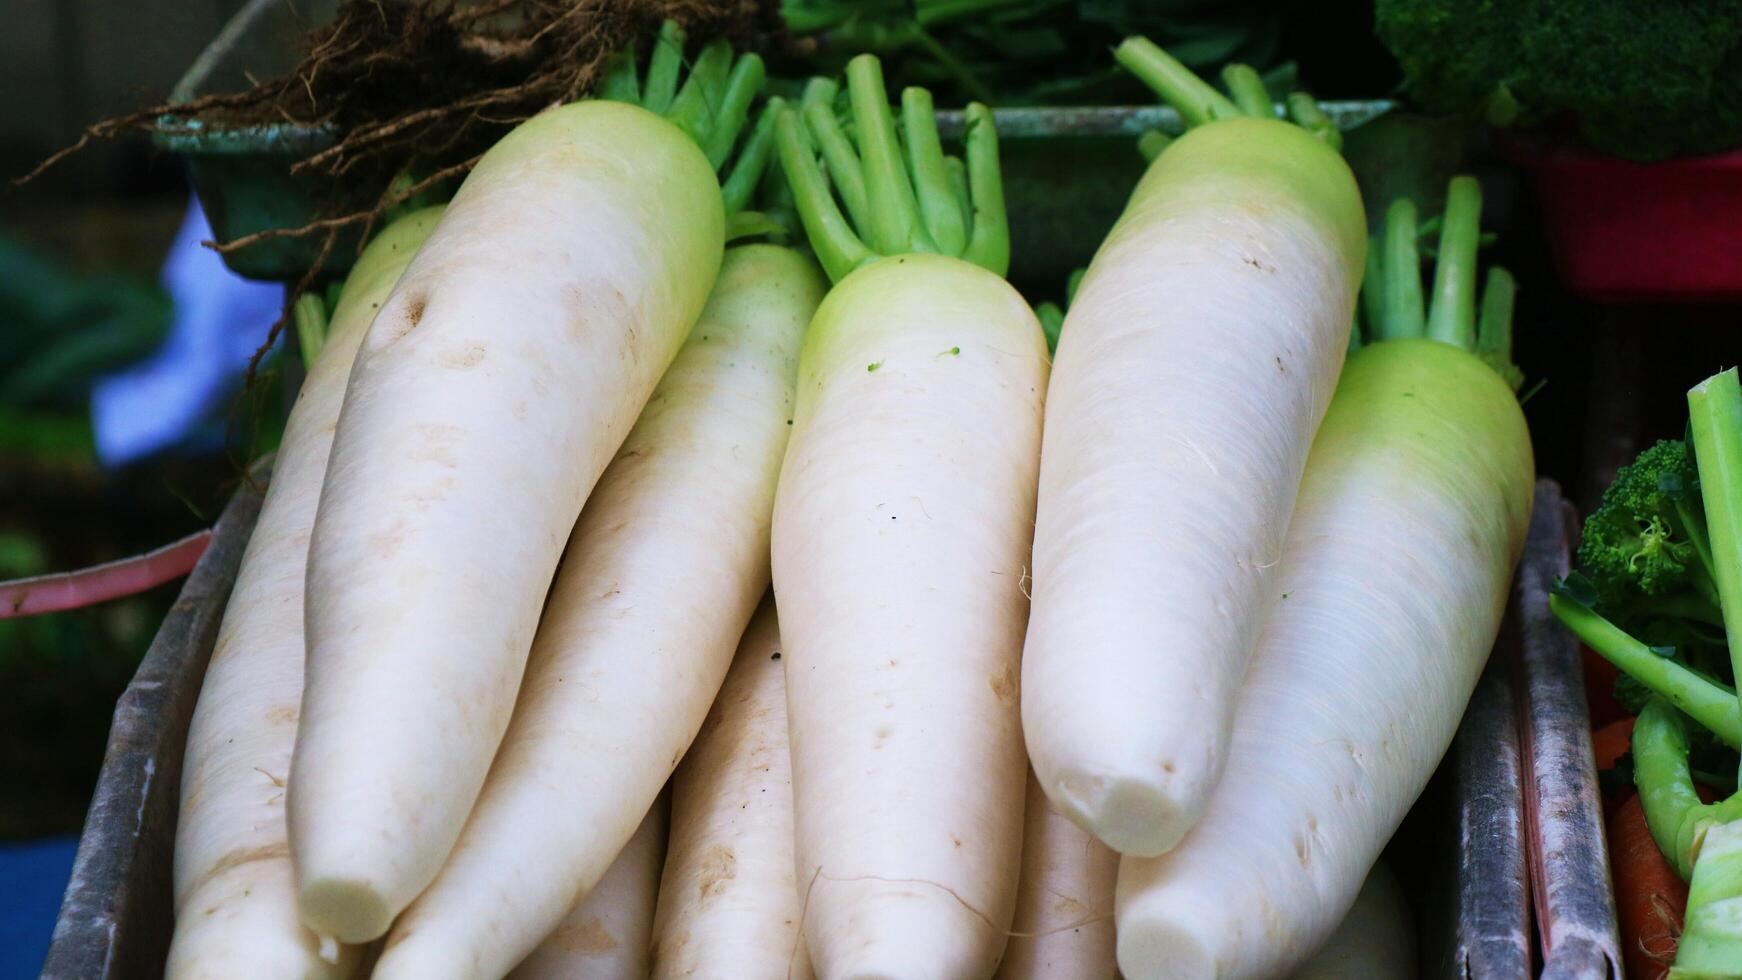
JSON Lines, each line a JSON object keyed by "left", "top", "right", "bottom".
{"left": 775, "top": 54, "right": 1008, "bottom": 283}
{"left": 1356, "top": 175, "right": 1521, "bottom": 386}
{"left": 597, "top": 20, "right": 773, "bottom": 218}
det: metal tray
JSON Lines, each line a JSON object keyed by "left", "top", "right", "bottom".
{"left": 157, "top": 0, "right": 1392, "bottom": 283}
{"left": 46, "top": 473, "right": 1594, "bottom": 979}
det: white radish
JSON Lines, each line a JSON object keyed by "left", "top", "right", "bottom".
{"left": 997, "top": 771, "right": 1118, "bottom": 980}
{"left": 1290, "top": 863, "right": 1415, "bottom": 980}
{"left": 292, "top": 97, "right": 728, "bottom": 942}
{"left": 1114, "top": 175, "right": 1533, "bottom": 977}
{"left": 770, "top": 57, "right": 1045, "bottom": 978}
{"left": 1021, "top": 39, "right": 1367, "bottom": 856}
{"left": 165, "top": 208, "right": 441, "bottom": 979}
{"left": 650, "top": 595, "right": 813, "bottom": 980}
{"left": 508, "top": 794, "right": 669, "bottom": 980}
{"left": 370, "top": 243, "right": 824, "bottom": 978}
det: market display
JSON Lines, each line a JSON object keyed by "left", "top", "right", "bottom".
{"left": 13, "top": 1, "right": 1736, "bottom": 978}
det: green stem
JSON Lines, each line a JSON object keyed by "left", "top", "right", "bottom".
{"left": 847, "top": 55, "right": 932, "bottom": 254}
{"left": 1221, "top": 63, "right": 1273, "bottom": 118}
{"left": 701, "top": 53, "right": 766, "bottom": 171}
{"left": 1634, "top": 697, "right": 1709, "bottom": 879}
{"left": 1425, "top": 176, "right": 1483, "bottom": 351}
{"left": 1380, "top": 199, "right": 1426, "bottom": 341}
{"left": 721, "top": 98, "right": 782, "bottom": 216}
{"left": 1137, "top": 129, "right": 1172, "bottom": 162}
{"left": 666, "top": 39, "right": 733, "bottom": 149}
{"left": 1688, "top": 367, "right": 1742, "bottom": 689}
{"left": 803, "top": 84, "right": 871, "bottom": 236}
{"left": 775, "top": 58, "right": 1009, "bottom": 281}
{"left": 776, "top": 106, "right": 872, "bottom": 282}
{"left": 1035, "top": 301, "right": 1063, "bottom": 353}
{"left": 1475, "top": 266, "right": 1516, "bottom": 362}
{"left": 293, "top": 292, "right": 328, "bottom": 373}
{"left": 1679, "top": 495, "right": 1722, "bottom": 610}
{"left": 1287, "top": 92, "right": 1342, "bottom": 152}
{"left": 596, "top": 48, "right": 640, "bottom": 104}
{"left": 1361, "top": 240, "right": 1387, "bottom": 344}
{"left": 1065, "top": 267, "right": 1084, "bottom": 304}
{"left": 901, "top": 87, "right": 967, "bottom": 256}
{"left": 1549, "top": 593, "right": 1742, "bottom": 747}
{"left": 945, "top": 155, "right": 972, "bottom": 236}
{"left": 641, "top": 21, "right": 686, "bottom": 117}
{"left": 1114, "top": 36, "right": 1240, "bottom": 128}
{"left": 958, "top": 102, "right": 1009, "bottom": 277}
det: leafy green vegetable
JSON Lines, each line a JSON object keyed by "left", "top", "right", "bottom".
{"left": 781, "top": 0, "right": 1299, "bottom": 106}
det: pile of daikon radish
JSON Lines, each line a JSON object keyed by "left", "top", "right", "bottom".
{"left": 164, "top": 24, "right": 1533, "bottom": 980}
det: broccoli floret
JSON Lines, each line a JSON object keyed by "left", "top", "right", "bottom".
{"left": 1376, "top": 0, "right": 1742, "bottom": 161}
{"left": 1579, "top": 440, "right": 1720, "bottom": 624}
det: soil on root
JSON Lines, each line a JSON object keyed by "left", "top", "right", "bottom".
{"left": 20, "top": 0, "right": 769, "bottom": 253}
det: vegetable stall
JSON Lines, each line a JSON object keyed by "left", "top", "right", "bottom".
{"left": 7, "top": 0, "right": 1739, "bottom": 978}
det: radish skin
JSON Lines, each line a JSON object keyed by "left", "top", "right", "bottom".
{"left": 773, "top": 254, "right": 1047, "bottom": 979}
{"left": 651, "top": 595, "right": 814, "bottom": 980}
{"left": 1289, "top": 863, "right": 1414, "bottom": 980}
{"left": 1115, "top": 339, "right": 1533, "bottom": 979}
{"left": 1024, "top": 112, "right": 1367, "bottom": 857}
{"left": 165, "top": 209, "right": 442, "bottom": 979}
{"left": 293, "top": 100, "right": 724, "bottom": 942}
{"left": 997, "top": 771, "right": 1118, "bottom": 980}
{"left": 372, "top": 244, "right": 822, "bottom": 978}
{"left": 508, "top": 794, "right": 669, "bottom": 980}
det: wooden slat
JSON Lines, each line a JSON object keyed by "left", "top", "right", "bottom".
{"left": 1517, "top": 479, "right": 1623, "bottom": 980}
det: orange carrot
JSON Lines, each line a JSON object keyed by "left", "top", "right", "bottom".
{"left": 1593, "top": 717, "right": 1636, "bottom": 773}
{"left": 1608, "top": 793, "right": 1687, "bottom": 980}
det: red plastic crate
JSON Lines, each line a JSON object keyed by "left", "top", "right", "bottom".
{"left": 1509, "top": 139, "right": 1742, "bottom": 302}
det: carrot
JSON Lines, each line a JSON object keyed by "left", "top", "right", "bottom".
{"left": 1610, "top": 793, "right": 1688, "bottom": 980}
{"left": 1595, "top": 717, "right": 1638, "bottom": 773}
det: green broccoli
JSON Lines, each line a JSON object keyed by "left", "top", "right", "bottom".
{"left": 1376, "top": 0, "right": 1742, "bottom": 161}
{"left": 1579, "top": 439, "right": 1720, "bottom": 626}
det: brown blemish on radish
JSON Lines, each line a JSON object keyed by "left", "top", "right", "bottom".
{"left": 548, "top": 916, "right": 617, "bottom": 954}
{"left": 440, "top": 344, "right": 487, "bottom": 370}
{"left": 989, "top": 664, "right": 1018, "bottom": 706}
{"left": 186, "top": 842, "right": 291, "bottom": 894}
{"left": 378, "top": 294, "right": 427, "bottom": 347}
{"left": 697, "top": 844, "right": 737, "bottom": 901}
{"left": 265, "top": 706, "right": 298, "bottom": 725}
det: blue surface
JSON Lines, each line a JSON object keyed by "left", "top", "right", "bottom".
{"left": 0, "top": 836, "right": 76, "bottom": 979}
{"left": 91, "top": 195, "right": 284, "bottom": 466}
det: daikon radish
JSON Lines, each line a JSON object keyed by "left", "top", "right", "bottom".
{"left": 996, "top": 771, "right": 1118, "bottom": 980}
{"left": 1022, "top": 38, "right": 1366, "bottom": 857}
{"left": 1116, "top": 177, "right": 1532, "bottom": 979}
{"left": 166, "top": 208, "right": 441, "bottom": 979}
{"left": 508, "top": 794, "right": 669, "bottom": 980}
{"left": 292, "top": 29, "right": 765, "bottom": 942}
{"left": 771, "top": 59, "right": 1044, "bottom": 978}
{"left": 1290, "top": 863, "right": 1415, "bottom": 980}
{"left": 372, "top": 241, "right": 824, "bottom": 978}
{"left": 650, "top": 596, "right": 813, "bottom": 979}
